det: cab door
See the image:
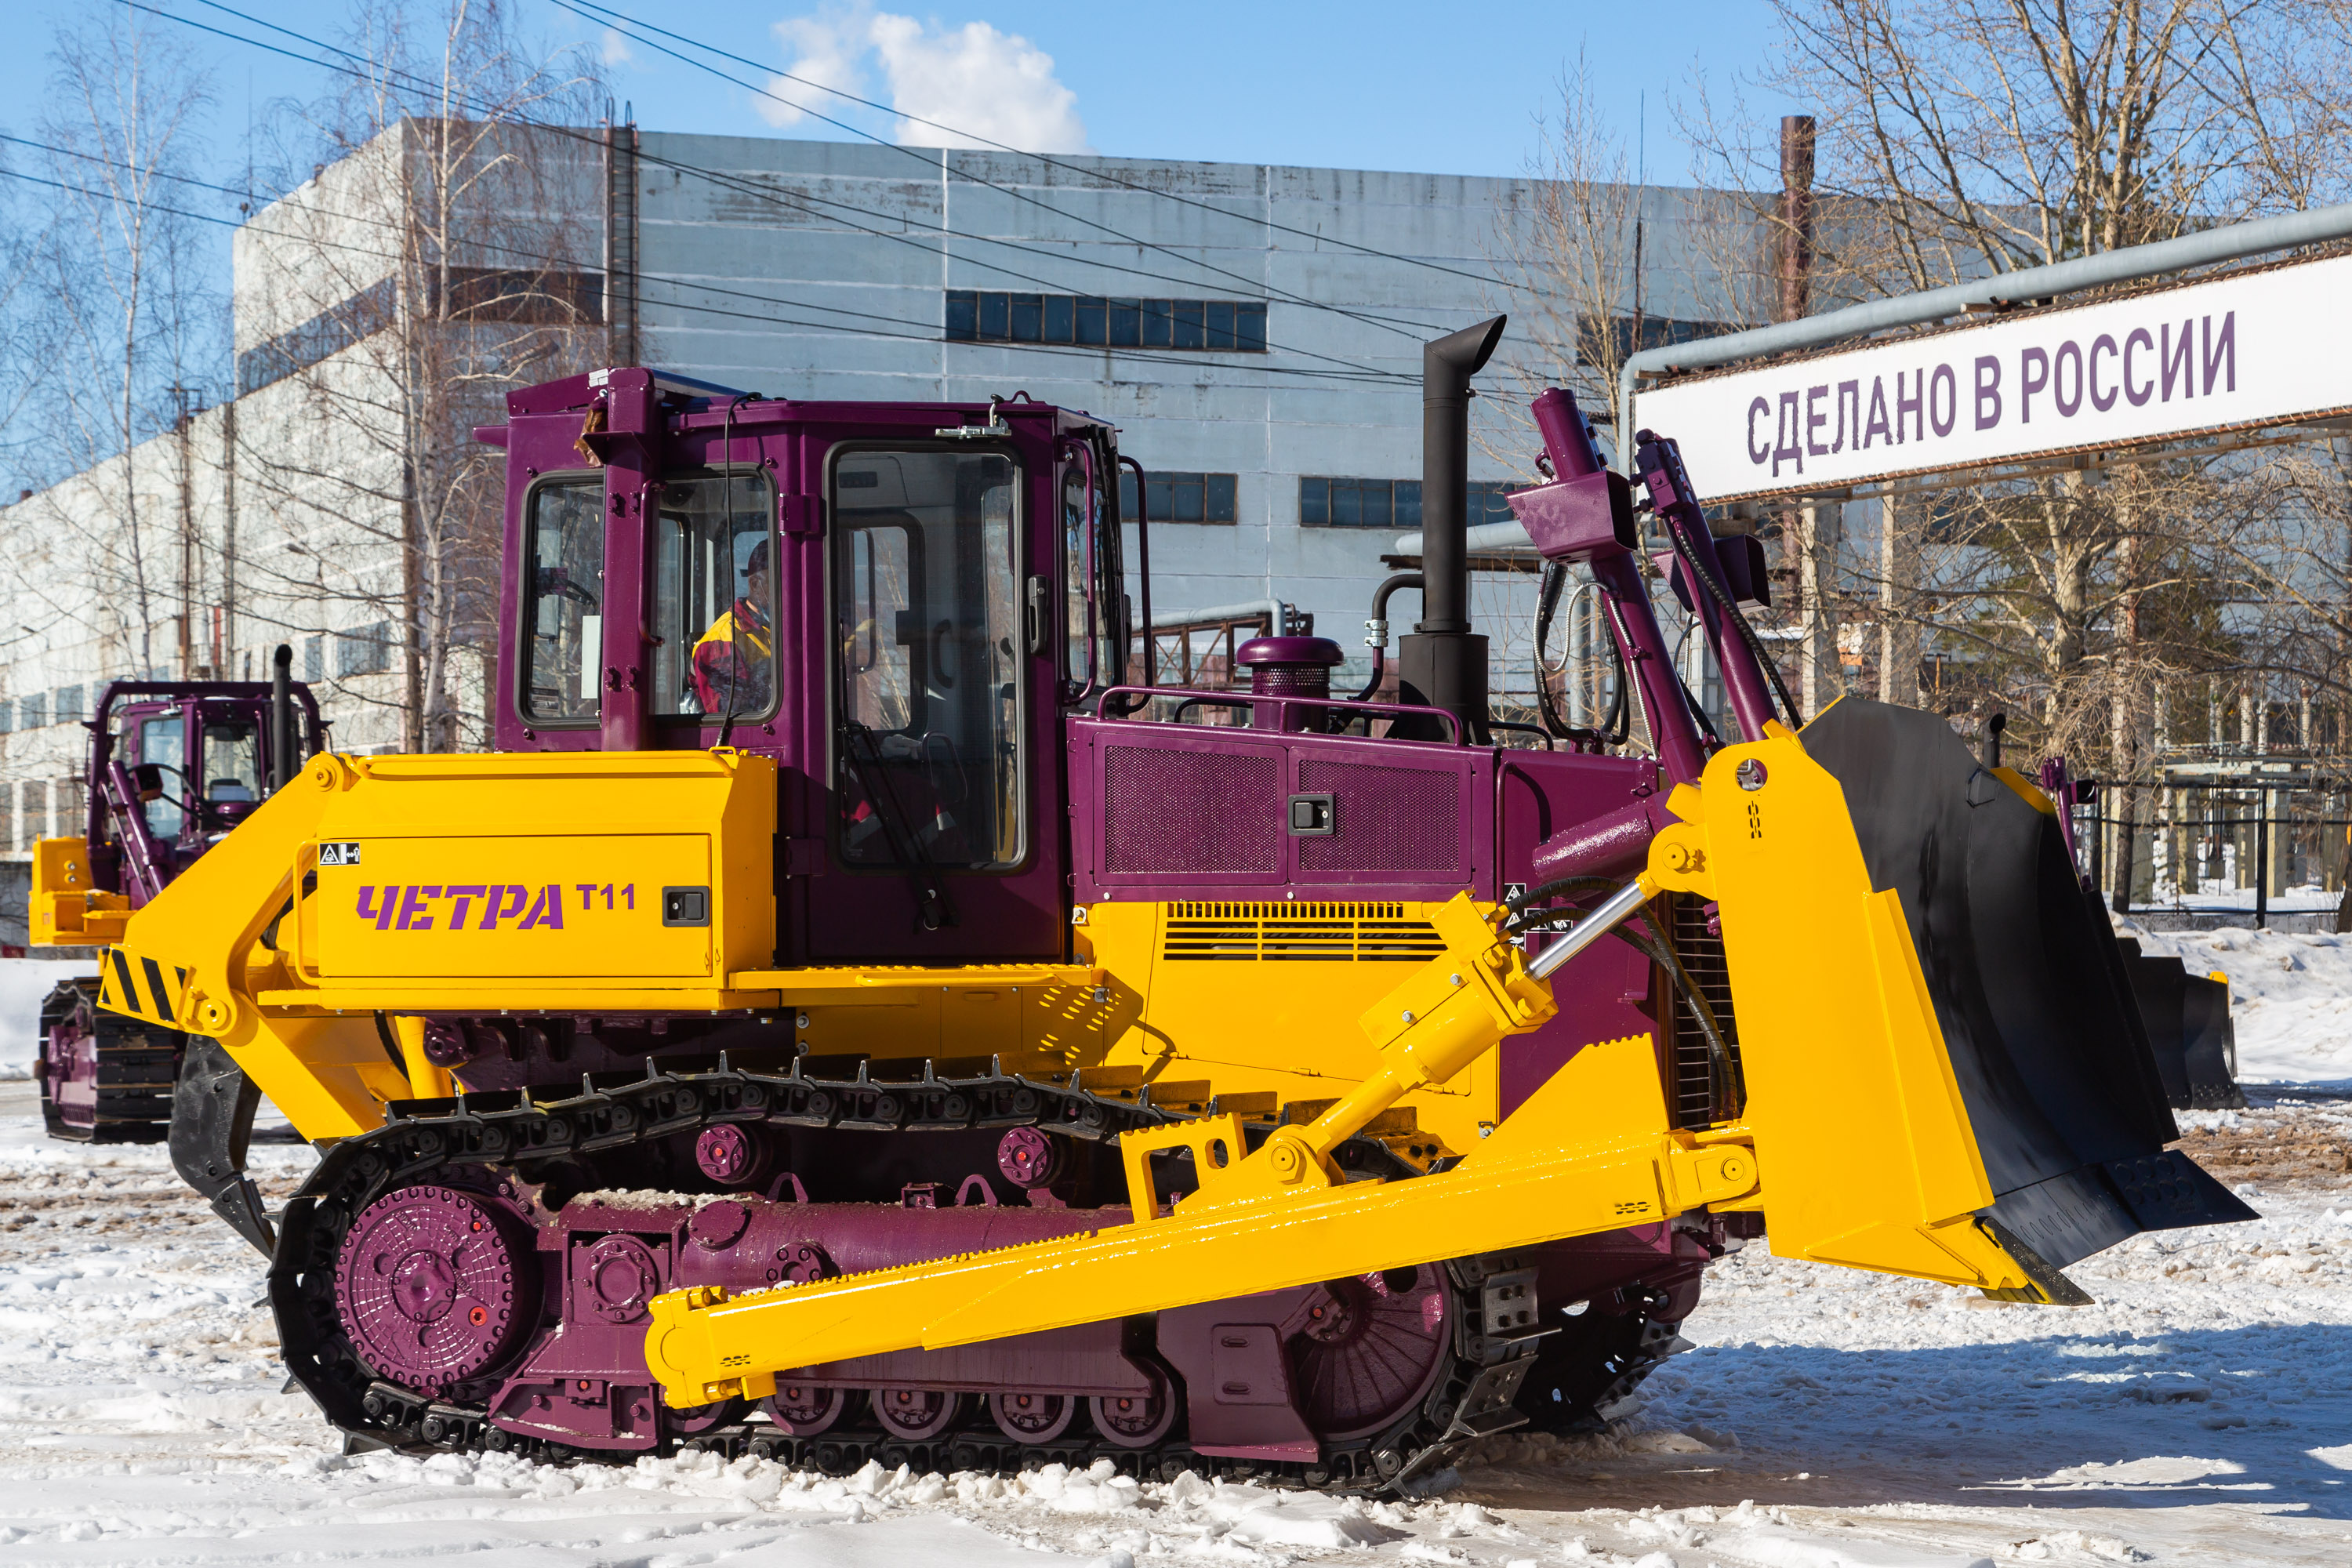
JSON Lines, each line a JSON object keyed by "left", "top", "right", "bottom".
{"left": 801, "top": 434, "right": 1066, "bottom": 962}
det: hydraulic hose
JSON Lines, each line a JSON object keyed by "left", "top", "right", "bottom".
{"left": 1511, "top": 878, "right": 1743, "bottom": 1121}
{"left": 1650, "top": 486, "right": 1804, "bottom": 733}
{"left": 1533, "top": 561, "right": 1628, "bottom": 747}
{"left": 1352, "top": 572, "right": 1424, "bottom": 702}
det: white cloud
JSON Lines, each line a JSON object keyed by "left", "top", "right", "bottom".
{"left": 760, "top": 5, "right": 873, "bottom": 129}
{"left": 867, "top": 14, "right": 1089, "bottom": 153}
{"left": 600, "top": 27, "right": 634, "bottom": 68}
{"left": 760, "top": 6, "right": 1090, "bottom": 153}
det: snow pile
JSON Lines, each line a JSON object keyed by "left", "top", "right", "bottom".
{"left": 0, "top": 960, "right": 85, "bottom": 1080}
{"left": 2118, "top": 920, "right": 2352, "bottom": 1083}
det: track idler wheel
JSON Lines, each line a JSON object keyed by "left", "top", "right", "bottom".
{"left": 872, "top": 1388, "right": 962, "bottom": 1440}
{"left": 764, "top": 1384, "right": 847, "bottom": 1436}
{"left": 988, "top": 1391, "right": 1076, "bottom": 1443}
{"left": 1090, "top": 1367, "right": 1177, "bottom": 1449}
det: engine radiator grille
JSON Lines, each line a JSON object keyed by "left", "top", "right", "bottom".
{"left": 1668, "top": 893, "right": 1744, "bottom": 1128}
{"left": 1162, "top": 901, "right": 1447, "bottom": 962}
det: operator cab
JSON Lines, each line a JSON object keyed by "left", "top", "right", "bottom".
{"left": 492, "top": 370, "right": 1128, "bottom": 966}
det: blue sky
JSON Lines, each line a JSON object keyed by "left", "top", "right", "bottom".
{"left": 2, "top": 1, "right": 1791, "bottom": 191}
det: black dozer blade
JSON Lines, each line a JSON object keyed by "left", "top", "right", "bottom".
{"left": 1802, "top": 699, "right": 2257, "bottom": 1272}
{"left": 2114, "top": 938, "right": 2248, "bottom": 1110}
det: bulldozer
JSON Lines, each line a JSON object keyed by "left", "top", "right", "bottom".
{"left": 27, "top": 668, "right": 323, "bottom": 1141}
{"left": 96, "top": 319, "right": 2252, "bottom": 1489}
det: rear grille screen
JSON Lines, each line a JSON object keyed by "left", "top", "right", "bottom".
{"left": 1103, "top": 747, "right": 1280, "bottom": 873}
{"left": 1162, "top": 901, "right": 1446, "bottom": 962}
{"left": 1295, "top": 760, "right": 1461, "bottom": 873}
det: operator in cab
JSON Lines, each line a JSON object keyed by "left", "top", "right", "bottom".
{"left": 690, "top": 537, "right": 775, "bottom": 715}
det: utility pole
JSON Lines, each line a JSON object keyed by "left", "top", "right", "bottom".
{"left": 222, "top": 397, "right": 238, "bottom": 677}
{"left": 604, "top": 107, "right": 640, "bottom": 366}
{"left": 171, "top": 384, "right": 198, "bottom": 679}
{"left": 1777, "top": 115, "right": 1834, "bottom": 717}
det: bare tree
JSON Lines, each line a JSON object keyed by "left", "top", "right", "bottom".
{"left": 1671, "top": 1, "right": 2352, "bottom": 906}
{"left": 15, "top": 9, "right": 218, "bottom": 681}
{"left": 234, "top": 0, "right": 607, "bottom": 751}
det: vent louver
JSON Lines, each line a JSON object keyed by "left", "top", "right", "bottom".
{"left": 1161, "top": 902, "right": 1446, "bottom": 962}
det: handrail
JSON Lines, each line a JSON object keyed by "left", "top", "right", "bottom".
{"left": 1094, "top": 684, "right": 1465, "bottom": 745}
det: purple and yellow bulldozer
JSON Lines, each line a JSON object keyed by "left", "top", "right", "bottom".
{"left": 89, "top": 318, "right": 2252, "bottom": 1490}
{"left": 29, "top": 669, "right": 323, "bottom": 1141}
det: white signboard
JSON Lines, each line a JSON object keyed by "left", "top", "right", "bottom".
{"left": 1632, "top": 251, "right": 2352, "bottom": 503}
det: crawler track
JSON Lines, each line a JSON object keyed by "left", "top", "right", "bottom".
{"left": 37, "top": 977, "right": 182, "bottom": 1142}
{"left": 271, "top": 1057, "right": 1686, "bottom": 1490}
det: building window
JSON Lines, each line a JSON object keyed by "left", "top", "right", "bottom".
{"left": 432, "top": 267, "right": 604, "bottom": 327}
{"left": 303, "top": 636, "right": 324, "bottom": 681}
{"left": 1119, "top": 470, "right": 1237, "bottom": 524}
{"left": 1466, "top": 481, "right": 1526, "bottom": 528}
{"left": 53, "top": 685, "right": 84, "bottom": 724}
{"left": 1300, "top": 477, "right": 1532, "bottom": 530}
{"left": 947, "top": 291, "right": 1266, "bottom": 352}
{"left": 336, "top": 622, "right": 394, "bottom": 677}
{"left": 0, "top": 699, "right": 12, "bottom": 734}
{"left": 20, "top": 692, "right": 45, "bottom": 728}
{"left": 1299, "top": 477, "right": 1421, "bottom": 530}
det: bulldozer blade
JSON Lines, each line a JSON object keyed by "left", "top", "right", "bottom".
{"left": 2114, "top": 940, "right": 2248, "bottom": 1111}
{"left": 1798, "top": 699, "right": 2257, "bottom": 1270}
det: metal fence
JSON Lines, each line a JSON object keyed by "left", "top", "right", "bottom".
{"left": 2074, "top": 764, "right": 2352, "bottom": 926}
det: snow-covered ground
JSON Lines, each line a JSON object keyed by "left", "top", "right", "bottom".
{"left": 0, "top": 960, "right": 85, "bottom": 1081}
{"left": 5, "top": 1085, "right": 2352, "bottom": 1566}
{"left": 2121, "top": 923, "right": 2352, "bottom": 1085}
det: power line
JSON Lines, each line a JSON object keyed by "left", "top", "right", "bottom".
{"left": 164, "top": 0, "right": 1432, "bottom": 376}
{"left": 562, "top": 0, "right": 1522, "bottom": 296}
{"left": 0, "top": 164, "right": 1406, "bottom": 389}
{"left": 550, "top": 0, "right": 1439, "bottom": 344}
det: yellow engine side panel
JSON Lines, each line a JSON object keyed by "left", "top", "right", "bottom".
{"left": 1069, "top": 899, "right": 1501, "bottom": 1155}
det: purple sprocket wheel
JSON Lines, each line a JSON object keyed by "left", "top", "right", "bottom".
{"left": 335, "top": 1185, "right": 534, "bottom": 1395}
{"left": 1290, "top": 1267, "right": 1451, "bottom": 1440}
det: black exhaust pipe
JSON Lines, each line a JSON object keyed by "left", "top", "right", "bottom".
{"left": 270, "top": 644, "right": 295, "bottom": 793}
{"left": 1397, "top": 314, "right": 1507, "bottom": 742}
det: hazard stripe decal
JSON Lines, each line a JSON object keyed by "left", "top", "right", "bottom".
{"left": 109, "top": 949, "right": 139, "bottom": 1016}
{"left": 140, "top": 956, "right": 173, "bottom": 1023}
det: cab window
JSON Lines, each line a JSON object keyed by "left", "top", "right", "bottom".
{"left": 136, "top": 712, "right": 187, "bottom": 838}
{"left": 200, "top": 714, "right": 262, "bottom": 804}
{"left": 831, "top": 448, "right": 1022, "bottom": 869}
{"left": 520, "top": 478, "right": 605, "bottom": 723}
{"left": 651, "top": 470, "right": 777, "bottom": 718}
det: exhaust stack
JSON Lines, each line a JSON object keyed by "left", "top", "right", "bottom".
{"left": 1396, "top": 314, "right": 1506, "bottom": 741}
{"left": 269, "top": 644, "right": 295, "bottom": 793}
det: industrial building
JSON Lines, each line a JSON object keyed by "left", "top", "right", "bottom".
{"left": 0, "top": 119, "right": 1749, "bottom": 907}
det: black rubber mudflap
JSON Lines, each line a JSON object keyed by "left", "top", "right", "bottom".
{"left": 1800, "top": 699, "right": 2256, "bottom": 1269}
{"left": 2115, "top": 939, "right": 2248, "bottom": 1111}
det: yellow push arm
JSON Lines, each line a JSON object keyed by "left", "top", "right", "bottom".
{"left": 644, "top": 732, "right": 2085, "bottom": 1409}
{"left": 641, "top": 885, "right": 1757, "bottom": 1410}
